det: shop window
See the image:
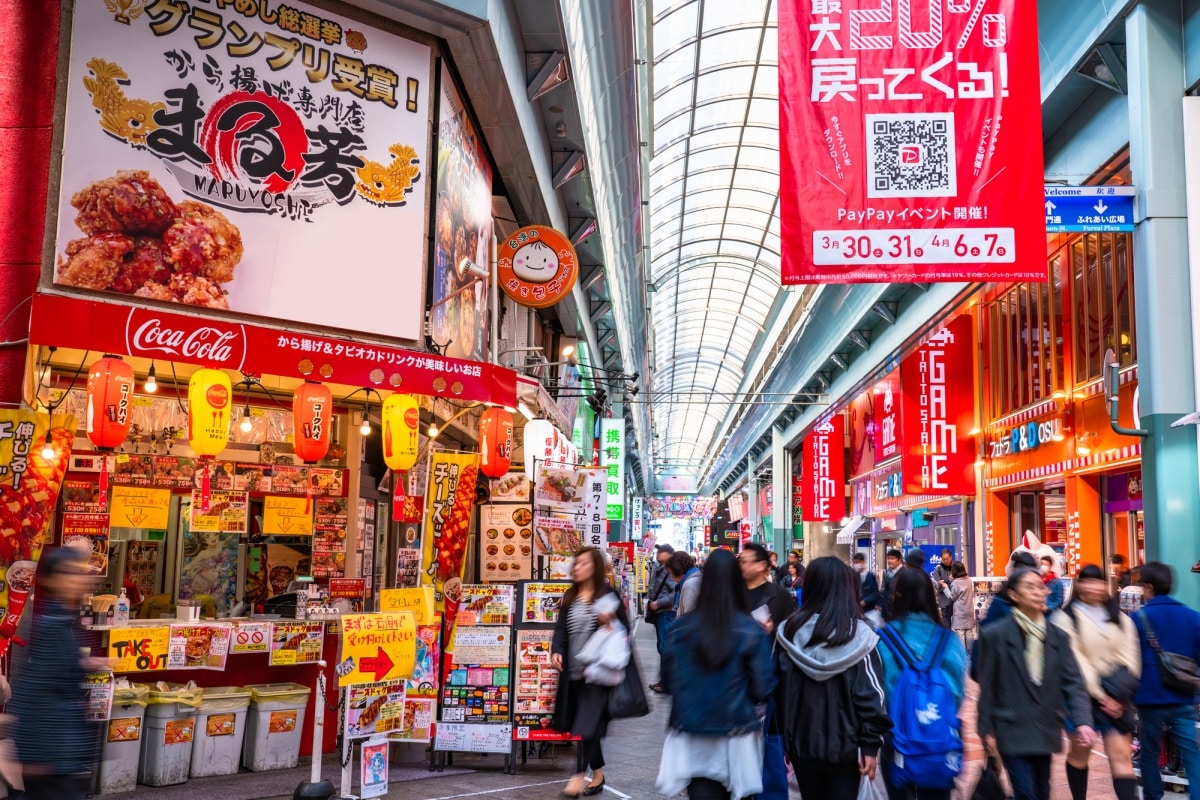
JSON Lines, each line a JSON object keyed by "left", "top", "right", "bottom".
{"left": 986, "top": 260, "right": 1063, "bottom": 416}
{"left": 1065, "top": 231, "right": 1136, "bottom": 384}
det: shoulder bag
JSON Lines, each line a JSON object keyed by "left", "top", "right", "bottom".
{"left": 1139, "top": 610, "right": 1200, "bottom": 695}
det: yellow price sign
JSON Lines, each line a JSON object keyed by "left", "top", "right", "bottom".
{"left": 378, "top": 588, "right": 436, "bottom": 625}
{"left": 109, "top": 487, "right": 171, "bottom": 530}
{"left": 338, "top": 612, "right": 417, "bottom": 687}
{"left": 262, "top": 496, "right": 313, "bottom": 536}
{"left": 108, "top": 626, "right": 170, "bottom": 672}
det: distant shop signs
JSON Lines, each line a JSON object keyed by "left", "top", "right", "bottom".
{"left": 989, "top": 416, "right": 1065, "bottom": 458}
{"left": 801, "top": 415, "right": 845, "bottom": 522}
{"left": 779, "top": 0, "right": 1045, "bottom": 283}
{"left": 497, "top": 226, "right": 579, "bottom": 309}
{"left": 900, "top": 315, "right": 974, "bottom": 494}
{"left": 1045, "top": 186, "right": 1135, "bottom": 233}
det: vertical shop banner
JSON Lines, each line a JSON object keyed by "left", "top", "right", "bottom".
{"left": 791, "top": 474, "right": 804, "bottom": 531}
{"left": 801, "top": 416, "right": 845, "bottom": 522}
{"left": 874, "top": 372, "right": 902, "bottom": 463}
{"left": 600, "top": 419, "right": 625, "bottom": 520}
{"left": 901, "top": 315, "right": 975, "bottom": 494}
{"left": 779, "top": 0, "right": 1044, "bottom": 283}
{"left": 630, "top": 497, "right": 643, "bottom": 542}
{"left": 582, "top": 467, "right": 607, "bottom": 548}
{"left": 432, "top": 64, "right": 493, "bottom": 362}
{"left": 421, "top": 452, "right": 479, "bottom": 623}
{"left": 55, "top": 2, "right": 432, "bottom": 338}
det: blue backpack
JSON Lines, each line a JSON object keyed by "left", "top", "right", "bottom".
{"left": 878, "top": 625, "right": 963, "bottom": 790}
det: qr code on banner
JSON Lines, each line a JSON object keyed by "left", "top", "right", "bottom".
{"left": 865, "top": 113, "right": 956, "bottom": 198}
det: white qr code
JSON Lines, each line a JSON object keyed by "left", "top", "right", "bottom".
{"left": 865, "top": 113, "right": 956, "bottom": 199}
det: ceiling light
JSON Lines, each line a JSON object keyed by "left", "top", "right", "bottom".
{"left": 360, "top": 409, "right": 371, "bottom": 436}
{"left": 428, "top": 424, "right": 439, "bottom": 438}
{"left": 240, "top": 404, "right": 253, "bottom": 433}
{"left": 555, "top": 121, "right": 567, "bottom": 138}
{"left": 40, "top": 432, "right": 55, "bottom": 461}
{"left": 144, "top": 362, "right": 157, "bottom": 393}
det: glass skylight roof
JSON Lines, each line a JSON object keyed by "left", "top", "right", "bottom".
{"left": 648, "top": 0, "right": 779, "bottom": 472}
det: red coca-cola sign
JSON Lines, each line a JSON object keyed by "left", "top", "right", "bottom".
{"left": 125, "top": 308, "right": 247, "bottom": 370}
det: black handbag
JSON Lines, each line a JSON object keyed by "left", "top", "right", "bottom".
{"left": 970, "top": 757, "right": 1006, "bottom": 800}
{"left": 607, "top": 651, "right": 649, "bottom": 719}
{"left": 1139, "top": 611, "right": 1200, "bottom": 695}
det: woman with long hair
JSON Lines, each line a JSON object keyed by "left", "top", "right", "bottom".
{"left": 551, "top": 547, "right": 632, "bottom": 797}
{"left": 1054, "top": 564, "right": 1140, "bottom": 800}
{"left": 976, "top": 567, "right": 1096, "bottom": 800}
{"left": 946, "top": 561, "right": 976, "bottom": 651}
{"left": 876, "top": 567, "right": 968, "bottom": 800}
{"left": 656, "top": 548, "right": 775, "bottom": 800}
{"left": 775, "top": 556, "right": 891, "bottom": 799}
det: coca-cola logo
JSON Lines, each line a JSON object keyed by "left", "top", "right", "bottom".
{"left": 404, "top": 408, "right": 419, "bottom": 428}
{"left": 206, "top": 384, "right": 229, "bottom": 409}
{"left": 126, "top": 309, "right": 247, "bottom": 369}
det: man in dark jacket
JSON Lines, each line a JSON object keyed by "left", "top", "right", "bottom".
{"left": 932, "top": 548, "right": 954, "bottom": 626}
{"left": 853, "top": 553, "right": 884, "bottom": 618}
{"left": 1132, "top": 562, "right": 1200, "bottom": 800}
{"left": 645, "top": 544, "right": 675, "bottom": 693}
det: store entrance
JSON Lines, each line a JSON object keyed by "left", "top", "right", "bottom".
{"left": 1105, "top": 510, "right": 1145, "bottom": 567}
{"left": 1010, "top": 486, "right": 1066, "bottom": 549}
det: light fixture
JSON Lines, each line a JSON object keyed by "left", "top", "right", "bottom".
{"left": 1077, "top": 444, "right": 1092, "bottom": 457}
{"left": 967, "top": 425, "right": 981, "bottom": 437}
{"left": 144, "top": 362, "right": 157, "bottom": 394}
{"left": 1053, "top": 390, "right": 1067, "bottom": 401}
{"left": 518, "top": 402, "right": 535, "bottom": 421}
{"left": 40, "top": 432, "right": 55, "bottom": 461}
{"left": 428, "top": 423, "right": 440, "bottom": 438}
{"left": 239, "top": 403, "right": 253, "bottom": 433}
{"left": 974, "top": 458, "right": 986, "bottom": 469}
{"left": 555, "top": 121, "right": 567, "bottom": 138}
{"left": 360, "top": 409, "right": 371, "bottom": 436}
{"left": 1075, "top": 44, "right": 1127, "bottom": 94}
{"left": 561, "top": 343, "right": 576, "bottom": 358}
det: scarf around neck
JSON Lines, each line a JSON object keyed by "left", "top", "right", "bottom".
{"left": 1012, "top": 608, "right": 1047, "bottom": 686}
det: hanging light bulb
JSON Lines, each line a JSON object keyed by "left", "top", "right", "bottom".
{"left": 360, "top": 408, "right": 371, "bottom": 436}
{"left": 144, "top": 362, "right": 157, "bottom": 394}
{"left": 428, "top": 423, "right": 439, "bottom": 438}
{"left": 239, "top": 403, "right": 253, "bottom": 433}
{"left": 40, "top": 431, "right": 55, "bottom": 461}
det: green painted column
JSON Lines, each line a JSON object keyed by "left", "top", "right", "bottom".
{"left": 1127, "top": 0, "right": 1200, "bottom": 608}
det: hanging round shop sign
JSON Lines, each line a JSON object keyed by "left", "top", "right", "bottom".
{"left": 479, "top": 407, "right": 514, "bottom": 479}
{"left": 85, "top": 355, "right": 135, "bottom": 450}
{"left": 292, "top": 381, "right": 332, "bottom": 464}
{"left": 381, "top": 393, "right": 420, "bottom": 472}
{"left": 496, "top": 225, "right": 578, "bottom": 309}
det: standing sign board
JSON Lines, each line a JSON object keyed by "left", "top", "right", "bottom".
{"left": 511, "top": 580, "right": 574, "bottom": 747}
{"left": 779, "top": 0, "right": 1044, "bottom": 283}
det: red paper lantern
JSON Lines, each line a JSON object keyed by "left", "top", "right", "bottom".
{"left": 479, "top": 407, "right": 514, "bottom": 479}
{"left": 293, "top": 381, "right": 332, "bottom": 464}
{"left": 85, "top": 356, "right": 135, "bottom": 450}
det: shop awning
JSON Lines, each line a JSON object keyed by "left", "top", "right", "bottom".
{"left": 28, "top": 293, "right": 518, "bottom": 408}
{"left": 836, "top": 516, "right": 871, "bottom": 544}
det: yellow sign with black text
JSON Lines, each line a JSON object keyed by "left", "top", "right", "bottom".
{"left": 338, "top": 612, "right": 417, "bottom": 687}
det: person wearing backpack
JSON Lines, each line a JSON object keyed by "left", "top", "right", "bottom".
{"left": 1131, "top": 561, "right": 1200, "bottom": 800}
{"left": 976, "top": 567, "right": 1096, "bottom": 800}
{"left": 1052, "top": 564, "right": 1140, "bottom": 800}
{"left": 775, "top": 557, "right": 891, "bottom": 800}
{"left": 876, "top": 566, "right": 967, "bottom": 800}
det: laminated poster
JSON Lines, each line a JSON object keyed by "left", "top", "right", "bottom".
{"left": 360, "top": 738, "right": 389, "bottom": 799}
{"left": 269, "top": 621, "right": 324, "bottom": 666}
{"left": 167, "top": 623, "right": 231, "bottom": 670}
{"left": 479, "top": 505, "right": 533, "bottom": 581}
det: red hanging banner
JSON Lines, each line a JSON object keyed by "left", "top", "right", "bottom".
{"left": 873, "top": 371, "right": 901, "bottom": 464}
{"left": 900, "top": 314, "right": 975, "bottom": 494}
{"left": 801, "top": 415, "right": 845, "bottom": 522}
{"left": 779, "top": 0, "right": 1044, "bottom": 283}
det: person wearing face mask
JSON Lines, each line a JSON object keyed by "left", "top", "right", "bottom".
{"left": 1039, "top": 555, "right": 1065, "bottom": 613}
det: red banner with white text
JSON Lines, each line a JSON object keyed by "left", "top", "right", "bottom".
{"left": 801, "top": 415, "right": 845, "bottom": 522}
{"left": 873, "top": 371, "right": 901, "bottom": 464}
{"left": 900, "top": 314, "right": 974, "bottom": 494}
{"left": 779, "top": 0, "right": 1044, "bottom": 283}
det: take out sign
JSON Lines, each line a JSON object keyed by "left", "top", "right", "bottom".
{"left": 109, "top": 626, "right": 170, "bottom": 672}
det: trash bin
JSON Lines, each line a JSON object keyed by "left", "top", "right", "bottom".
{"left": 97, "top": 683, "right": 150, "bottom": 795}
{"left": 190, "top": 686, "right": 252, "bottom": 778}
{"left": 242, "top": 683, "right": 312, "bottom": 771}
{"left": 138, "top": 684, "right": 203, "bottom": 786}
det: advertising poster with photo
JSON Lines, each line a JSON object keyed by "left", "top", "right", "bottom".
{"left": 532, "top": 516, "right": 583, "bottom": 579}
{"left": 533, "top": 466, "right": 587, "bottom": 513}
{"left": 456, "top": 584, "right": 515, "bottom": 626}
{"left": 55, "top": 1, "right": 432, "bottom": 340}
{"left": 489, "top": 472, "right": 530, "bottom": 503}
{"left": 387, "top": 621, "right": 439, "bottom": 743}
{"left": 346, "top": 680, "right": 406, "bottom": 739}
{"left": 189, "top": 490, "right": 248, "bottom": 533}
{"left": 62, "top": 480, "right": 105, "bottom": 513}
{"left": 520, "top": 582, "right": 570, "bottom": 625}
{"left": 395, "top": 548, "right": 421, "bottom": 588}
{"left": 421, "top": 452, "right": 479, "bottom": 627}
{"left": 61, "top": 513, "right": 110, "bottom": 574}
{"left": 179, "top": 498, "right": 240, "bottom": 613}
{"left": 513, "top": 629, "right": 569, "bottom": 741}
{"left": 269, "top": 621, "right": 324, "bottom": 665}
{"left": 479, "top": 505, "right": 532, "bottom": 582}
{"left": 360, "top": 738, "right": 389, "bottom": 799}
{"left": 431, "top": 63, "right": 492, "bottom": 362}
{"left": 167, "top": 623, "right": 231, "bottom": 670}
{"left": 246, "top": 541, "right": 312, "bottom": 606}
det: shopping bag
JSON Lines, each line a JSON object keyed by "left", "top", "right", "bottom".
{"left": 857, "top": 770, "right": 888, "bottom": 800}
{"left": 608, "top": 651, "right": 649, "bottom": 719}
{"left": 578, "top": 621, "right": 630, "bottom": 687}
{"left": 759, "top": 699, "right": 789, "bottom": 800}
{"left": 970, "top": 757, "right": 1006, "bottom": 800}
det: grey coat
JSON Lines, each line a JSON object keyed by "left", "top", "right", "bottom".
{"left": 976, "top": 615, "right": 1093, "bottom": 756}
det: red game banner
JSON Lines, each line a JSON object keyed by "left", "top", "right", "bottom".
{"left": 873, "top": 371, "right": 901, "bottom": 463}
{"left": 801, "top": 415, "right": 845, "bottom": 522}
{"left": 779, "top": 0, "right": 1044, "bottom": 283}
{"left": 900, "top": 315, "right": 974, "bottom": 494}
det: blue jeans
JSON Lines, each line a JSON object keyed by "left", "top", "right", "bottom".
{"left": 1001, "top": 754, "right": 1051, "bottom": 800}
{"left": 1137, "top": 704, "right": 1200, "bottom": 800}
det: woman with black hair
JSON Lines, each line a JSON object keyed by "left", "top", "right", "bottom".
{"left": 1053, "top": 564, "right": 1140, "bottom": 800}
{"left": 656, "top": 548, "right": 775, "bottom": 800}
{"left": 876, "top": 567, "right": 968, "bottom": 800}
{"left": 775, "top": 556, "right": 891, "bottom": 800}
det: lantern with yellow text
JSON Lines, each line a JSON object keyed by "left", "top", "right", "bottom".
{"left": 382, "top": 393, "right": 420, "bottom": 472}
{"left": 479, "top": 408, "right": 514, "bottom": 478}
{"left": 85, "top": 355, "right": 135, "bottom": 496}
{"left": 523, "top": 418, "right": 556, "bottom": 477}
{"left": 292, "top": 382, "right": 332, "bottom": 464}
{"left": 188, "top": 368, "right": 231, "bottom": 509}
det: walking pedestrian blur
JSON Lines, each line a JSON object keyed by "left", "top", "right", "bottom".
{"left": 768, "top": 551, "right": 780, "bottom": 581}
{"left": 645, "top": 544, "right": 676, "bottom": 694}
{"left": 853, "top": 552, "right": 885, "bottom": 628}
{"left": 1109, "top": 554, "right": 1132, "bottom": 594}
{"left": 656, "top": 549, "right": 775, "bottom": 800}
{"left": 1040, "top": 555, "right": 1065, "bottom": 614}
{"left": 981, "top": 551, "right": 1039, "bottom": 626}
{"left": 1054, "top": 564, "right": 1140, "bottom": 800}
{"left": 551, "top": 547, "right": 633, "bottom": 798}
{"left": 775, "top": 556, "right": 890, "bottom": 800}
{"left": 881, "top": 549, "right": 903, "bottom": 616}
{"left": 945, "top": 562, "right": 976, "bottom": 652}
{"left": 976, "top": 567, "right": 1096, "bottom": 800}
{"left": 1131, "top": 561, "right": 1200, "bottom": 800}
{"left": 778, "top": 550, "right": 803, "bottom": 585}
{"left": 780, "top": 561, "right": 803, "bottom": 589}
{"left": 670, "top": 551, "right": 701, "bottom": 617}
{"left": 10, "top": 547, "right": 107, "bottom": 800}
{"left": 931, "top": 549, "right": 954, "bottom": 626}
{"left": 739, "top": 542, "right": 796, "bottom": 632}
{"left": 876, "top": 567, "right": 967, "bottom": 800}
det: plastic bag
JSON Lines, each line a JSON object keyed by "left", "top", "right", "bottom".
{"left": 857, "top": 770, "right": 888, "bottom": 800}
{"left": 577, "top": 621, "right": 630, "bottom": 687}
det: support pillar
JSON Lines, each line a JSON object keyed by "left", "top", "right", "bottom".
{"left": 1127, "top": 0, "right": 1200, "bottom": 608}
{"left": 771, "top": 426, "right": 790, "bottom": 556}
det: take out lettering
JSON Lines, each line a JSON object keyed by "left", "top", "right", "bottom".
{"left": 112, "top": 636, "right": 167, "bottom": 670}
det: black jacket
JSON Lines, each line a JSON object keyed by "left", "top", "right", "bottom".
{"left": 976, "top": 615, "right": 1093, "bottom": 756}
{"left": 774, "top": 615, "right": 891, "bottom": 766}
{"left": 550, "top": 585, "right": 630, "bottom": 733}
{"left": 860, "top": 571, "right": 883, "bottom": 612}
{"left": 644, "top": 563, "right": 674, "bottom": 623}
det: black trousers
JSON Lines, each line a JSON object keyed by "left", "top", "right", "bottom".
{"left": 577, "top": 736, "right": 605, "bottom": 772}
{"left": 794, "top": 763, "right": 862, "bottom": 800}
{"left": 1003, "top": 754, "right": 1052, "bottom": 800}
{"left": 688, "top": 776, "right": 731, "bottom": 800}
{"left": 23, "top": 772, "right": 88, "bottom": 800}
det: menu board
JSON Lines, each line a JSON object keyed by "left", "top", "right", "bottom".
{"left": 441, "top": 616, "right": 511, "bottom": 726}
{"left": 313, "top": 498, "right": 349, "bottom": 578}
{"left": 520, "top": 582, "right": 570, "bottom": 624}
{"left": 62, "top": 480, "right": 105, "bottom": 513}
{"left": 532, "top": 516, "right": 584, "bottom": 580}
{"left": 190, "top": 491, "right": 249, "bottom": 534}
{"left": 513, "top": 629, "right": 567, "bottom": 741}
{"left": 479, "top": 505, "right": 533, "bottom": 581}
{"left": 395, "top": 548, "right": 421, "bottom": 588}
{"left": 112, "top": 454, "right": 154, "bottom": 487}
{"left": 167, "top": 623, "right": 231, "bottom": 670}
{"left": 451, "top": 627, "right": 511, "bottom": 666}
{"left": 72, "top": 451, "right": 347, "bottom": 494}
{"left": 346, "top": 680, "right": 407, "bottom": 739}
{"left": 490, "top": 473, "right": 531, "bottom": 503}
{"left": 234, "top": 463, "right": 272, "bottom": 493}
{"left": 456, "top": 584, "right": 515, "bottom": 627}
{"left": 434, "top": 722, "right": 513, "bottom": 754}
{"left": 269, "top": 621, "right": 324, "bottom": 666}
{"left": 153, "top": 456, "right": 198, "bottom": 489}
{"left": 271, "top": 466, "right": 309, "bottom": 495}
